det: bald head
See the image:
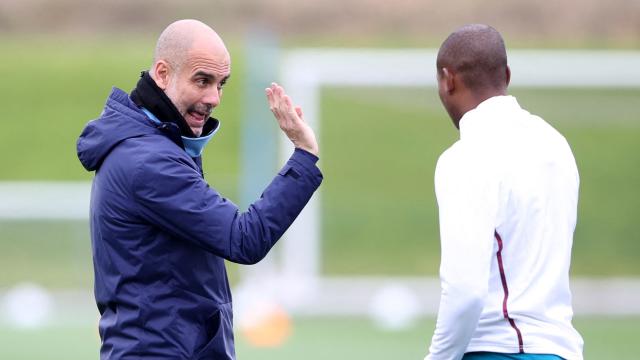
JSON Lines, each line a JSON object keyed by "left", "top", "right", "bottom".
{"left": 437, "top": 24, "right": 508, "bottom": 91}
{"left": 153, "top": 19, "right": 228, "bottom": 72}
{"left": 149, "top": 20, "right": 231, "bottom": 137}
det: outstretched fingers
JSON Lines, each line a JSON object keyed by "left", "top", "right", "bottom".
{"left": 263, "top": 82, "right": 318, "bottom": 155}
{"left": 266, "top": 82, "right": 300, "bottom": 129}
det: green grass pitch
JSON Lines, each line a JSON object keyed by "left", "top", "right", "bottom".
{"left": 0, "top": 317, "right": 637, "bottom": 359}
{"left": 0, "top": 38, "right": 638, "bottom": 284}
{"left": 0, "top": 37, "right": 638, "bottom": 359}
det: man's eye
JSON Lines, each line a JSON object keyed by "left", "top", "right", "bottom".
{"left": 197, "top": 79, "right": 208, "bottom": 86}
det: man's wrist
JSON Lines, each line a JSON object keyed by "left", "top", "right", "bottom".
{"left": 294, "top": 147, "right": 319, "bottom": 163}
{"left": 294, "top": 144, "right": 318, "bottom": 157}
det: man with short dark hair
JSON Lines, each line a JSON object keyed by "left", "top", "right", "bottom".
{"left": 425, "top": 24, "right": 583, "bottom": 360}
{"left": 77, "top": 19, "right": 322, "bottom": 359}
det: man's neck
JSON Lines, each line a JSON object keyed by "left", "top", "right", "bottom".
{"left": 455, "top": 88, "right": 508, "bottom": 128}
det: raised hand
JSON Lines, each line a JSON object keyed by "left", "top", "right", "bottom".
{"left": 265, "top": 83, "right": 319, "bottom": 156}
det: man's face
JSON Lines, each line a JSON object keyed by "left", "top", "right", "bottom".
{"left": 164, "top": 48, "right": 231, "bottom": 136}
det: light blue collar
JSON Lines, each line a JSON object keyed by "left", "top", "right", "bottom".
{"left": 141, "top": 108, "right": 220, "bottom": 157}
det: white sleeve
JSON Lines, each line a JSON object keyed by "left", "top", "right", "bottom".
{"left": 425, "top": 147, "right": 499, "bottom": 360}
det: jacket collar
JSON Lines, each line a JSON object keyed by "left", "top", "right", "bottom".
{"left": 459, "top": 95, "right": 521, "bottom": 140}
{"left": 141, "top": 108, "right": 220, "bottom": 158}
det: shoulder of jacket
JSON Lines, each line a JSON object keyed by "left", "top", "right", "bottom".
{"left": 109, "top": 135, "right": 188, "bottom": 168}
{"left": 436, "top": 139, "right": 499, "bottom": 183}
{"left": 131, "top": 136, "right": 199, "bottom": 175}
{"left": 437, "top": 141, "right": 466, "bottom": 168}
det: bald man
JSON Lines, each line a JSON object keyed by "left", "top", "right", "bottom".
{"left": 77, "top": 20, "right": 322, "bottom": 359}
{"left": 425, "top": 25, "right": 583, "bottom": 360}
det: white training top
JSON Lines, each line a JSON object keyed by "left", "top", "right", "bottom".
{"left": 426, "top": 96, "right": 584, "bottom": 360}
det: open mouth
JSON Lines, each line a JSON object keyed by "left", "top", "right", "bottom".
{"left": 187, "top": 110, "right": 208, "bottom": 124}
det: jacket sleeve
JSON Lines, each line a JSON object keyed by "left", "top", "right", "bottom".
{"left": 132, "top": 148, "right": 323, "bottom": 264}
{"left": 425, "top": 147, "right": 498, "bottom": 360}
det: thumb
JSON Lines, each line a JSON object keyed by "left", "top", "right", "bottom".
{"left": 295, "top": 106, "right": 304, "bottom": 119}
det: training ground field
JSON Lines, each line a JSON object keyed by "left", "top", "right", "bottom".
{"left": 0, "top": 38, "right": 639, "bottom": 358}
{"left": 0, "top": 317, "right": 638, "bottom": 359}
{"left": 0, "top": 38, "right": 638, "bottom": 286}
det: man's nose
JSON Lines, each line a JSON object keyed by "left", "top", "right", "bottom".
{"left": 203, "top": 87, "right": 221, "bottom": 108}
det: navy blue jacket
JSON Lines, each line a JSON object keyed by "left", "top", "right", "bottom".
{"left": 77, "top": 88, "right": 322, "bottom": 359}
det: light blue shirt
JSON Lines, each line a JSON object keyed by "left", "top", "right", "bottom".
{"left": 141, "top": 108, "right": 220, "bottom": 158}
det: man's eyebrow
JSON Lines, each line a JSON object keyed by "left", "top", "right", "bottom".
{"left": 192, "top": 71, "right": 215, "bottom": 80}
{"left": 192, "top": 72, "right": 230, "bottom": 83}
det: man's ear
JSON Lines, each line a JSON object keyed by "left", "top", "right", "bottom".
{"left": 151, "top": 60, "right": 171, "bottom": 90}
{"left": 441, "top": 67, "right": 455, "bottom": 94}
{"left": 505, "top": 65, "right": 511, "bottom": 87}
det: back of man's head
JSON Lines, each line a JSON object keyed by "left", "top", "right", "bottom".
{"left": 437, "top": 24, "right": 508, "bottom": 92}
